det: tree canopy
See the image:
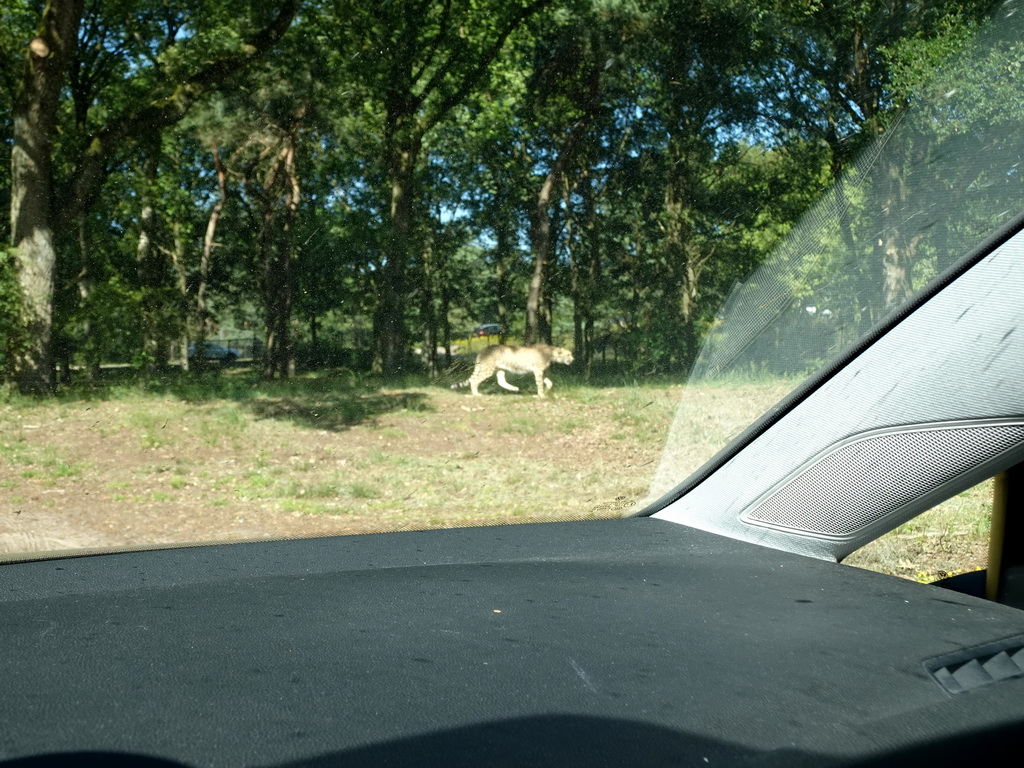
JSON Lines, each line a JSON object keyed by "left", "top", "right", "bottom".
{"left": 2, "top": 0, "right": 1014, "bottom": 392}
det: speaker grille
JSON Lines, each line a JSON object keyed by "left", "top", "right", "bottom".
{"left": 742, "top": 420, "right": 1024, "bottom": 539}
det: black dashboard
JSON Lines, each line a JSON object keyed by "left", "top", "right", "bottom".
{"left": 4, "top": 518, "right": 1024, "bottom": 766}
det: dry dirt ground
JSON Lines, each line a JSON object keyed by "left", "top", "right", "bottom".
{"left": 0, "top": 376, "right": 992, "bottom": 583}
{"left": 0, "top": 381, "right": 678, "bottom": 556}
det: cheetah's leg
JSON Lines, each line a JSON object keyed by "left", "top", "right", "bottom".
{"left": 496, "top": 371, "right": 520, "bottom": 392}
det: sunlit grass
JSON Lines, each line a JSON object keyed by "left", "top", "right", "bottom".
{"left": 0, "top": 371, "right": 995, "bottom": 581}
{"left": 844, "top": 481, "right": 993, "bottom": 581}
{"left": 347, "top": 482, "right": 379, "bottom": 499}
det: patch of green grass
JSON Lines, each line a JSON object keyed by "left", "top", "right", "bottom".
{"left": 294, "top": 481, "right": 340, "bottom": 498}
{"left": 21, "top": 444, "right": 90, "bottom": 481}
{"left": 367, "top": 447, "right": 389, "bottom": 464}
{"left": 213, "top": 402, "right": 246, "bottom": 424}
{"left": 289, "top": 501, "right": 347, "bottom": 516}
{"left": 561, "top": 386, "right": 607, "bottom": 405}
{"left": 276, "top": 498, "right": 307, "bottom": 514}
{"left": 499, "top": 415, "right": 542, "bottom": 436}
{"left": 556, "top": 416, "right": 585, "bottom": 432}
{"left": 213, "top": 475, "right": 238, "bottom": 490}
{"left": 244, "top": 472, "right": 276, "bottom": 491}
{"left": 48, "top": 460, "right": 83, "bottom": 479}
{"left": 192, "top": 402, "right": 251, "bottom": 446}
{"left": 0, "top": 432, "right": 31, "bottom": 461}
{"left": 273, "top": 478, "right": 340, "bottom": 499}
{"left": 126, "top": 408, "right": 174, "bottom": 449}
{"left": 348, "top": 482, "right": 379, "bottom": 499}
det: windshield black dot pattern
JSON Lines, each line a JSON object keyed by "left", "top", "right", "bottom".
{"left": 743, "top": 423, "right": 1024, "bottom": 538}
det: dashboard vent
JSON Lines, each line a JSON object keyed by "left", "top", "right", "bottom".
{"left": 741, "top": 420, "right": 1024, "bottom": 540}
{"left": 926, "top": 637, "right": 1024, "bottom": 695}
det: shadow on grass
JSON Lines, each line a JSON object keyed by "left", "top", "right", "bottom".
{"left": 245, "top": 390, "right": 431, "bottom": 432}
{"left": 39, "top": 360, "right": 702, "bottom": 403}
{"left": 154, "top": 369, "right": 436, "bottom": 432}
{"left": 28, "top": 367, "right": 435, "bottom": 432}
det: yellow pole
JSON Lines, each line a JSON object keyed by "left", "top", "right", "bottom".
{"left": 987, "top": 471, "right": 1008, "bottom": 602}
{"left": 987, "top": 463, "right": 1024, "bottom": 603}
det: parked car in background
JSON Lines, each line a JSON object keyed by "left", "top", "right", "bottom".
{"left": 187, "top": 341, "right": 240, "bottom": 364}
{"left": 470, "top": 323, "right": 502, "bottom": 338}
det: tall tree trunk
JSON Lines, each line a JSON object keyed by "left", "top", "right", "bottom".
{"left": 191, "top": 144, "right": 228, "bottom": 372}
{"left": 440, "top": 283, "right": 452, "bottom": 368}
{"left": 419, "top": 231, "right": 439, "bottom": 377}
{"left": 260, "top": 140, "right": 299, "bottom": 379}
{"left": 280, "top": 140, "right": 299, "bottom": 378}
{"left": 7, "top": 2, "right": 83, "bottom": 394}
{"left": 169, "top": 220, "right": 190, "bottom": 371}
{"left": 74, "top": 211, "right": 101, "bottom": 380}
{"left": 679, "top": 250, "right": 703, "bottom": 371}
{"left": 526, "top": 172, "right": 555, "bottom": 345}
{"left": 583, "top": 181, "right": 600, "bottom": 376}
{"left": 199, "top": 146, "right": 227, "bottom": 334}
{"left": 571, "top": 241, "right": 599, "bottom": 375}
{"left": 565, "top": 169, "right": 600, "bottom": 373}
{"left": 565, "top": 175, "right": 584, "bottom": 367}
{"left": 525, "top": 107, "right": 595, "bottom": 345}
{"left": 373, "top": 115, "right": 419, "bottom": 374}
{"left": 362, "top": 1, "right": 547, "bottom": 372}
{"left": 494, "top": 221, "right": 512, "bottom": 345}
{"left": 135, "top": 152, "right": 164, "bottom": 376}
{"left": 877, "top": 147, "right": 919, "bottom": 314}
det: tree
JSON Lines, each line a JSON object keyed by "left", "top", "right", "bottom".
{"left": 548, "top": 0, "right": 793, "bottom": 373}
{"left": 6, "top": 1, "right": 83, "bottom": 393}
{"left": 517, "top": 1, "right": 631, "bottom": 345}
{"left": 4, "top": 0, "right": 298, "bottom": 393}
{"left": 329, "top": 0, "right": 549, "bottom": 373}
{"left": 773, "top": 0, "right": 998, "bottom": 315}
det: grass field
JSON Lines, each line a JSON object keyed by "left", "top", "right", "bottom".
{"left": 0, "top": 367, "right": 992, "bottom": 581}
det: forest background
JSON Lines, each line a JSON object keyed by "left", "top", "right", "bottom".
{"left": 0, "top": 0, "right": 1011, "bottom": 394}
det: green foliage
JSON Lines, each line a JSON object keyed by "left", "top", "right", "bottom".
{"left": 0, "top": 248, "right": 27, "bottom": 374}
{"left": 3, "top": 0, "right": 1014, "bottom": 388}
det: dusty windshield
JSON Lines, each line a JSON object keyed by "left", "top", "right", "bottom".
{"left": 2, "top": 1, "right": 1022, "bottom": 568}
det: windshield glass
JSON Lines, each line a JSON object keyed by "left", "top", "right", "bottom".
{"left": 2, "top": 0, "right": 1022, "bottom": 579}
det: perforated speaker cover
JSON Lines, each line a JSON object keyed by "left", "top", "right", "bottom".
{"left": 741, "top": 419, "right": 1024, "bottom": 540}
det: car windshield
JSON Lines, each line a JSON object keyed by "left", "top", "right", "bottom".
{"left": 2, "top": 0, "right": 1022, "bottom": 580}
